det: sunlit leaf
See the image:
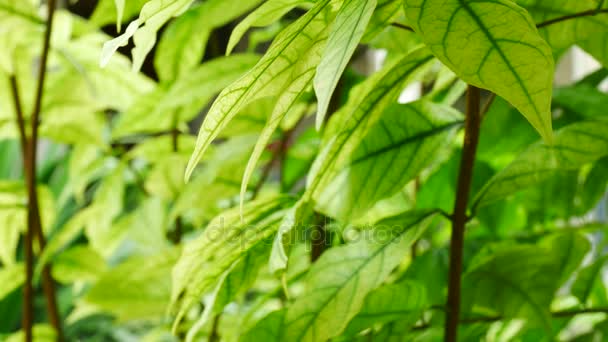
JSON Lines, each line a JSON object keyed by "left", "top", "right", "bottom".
{"left": 404, "top": 0, "right": 555, "bottom": 141}
{"left": 185, "top": 0, "right": 333, "bottom": 180}
{"left": 473, "top": 121, "right": 608, "bottom": 209}
{"left": 314, "top": 0, "right": 377, "bottom": 129}
{"left": 283, "top": 210, "right": 437, "bottom": 342}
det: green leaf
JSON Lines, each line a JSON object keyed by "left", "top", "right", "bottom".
{"left": 91, "top": 0, "right": 148, "bottom": 28}
{"left": 283, "top": 210, "right": 436, "bottom": 342}
{"left": 84, "top": 248, "right": 179, "bottom": 321}
{"left": 572, "top": 255, "right": 608, "bottom": 304}
{"left": 314, "top": 0, "right": 377, "bottom": 129}
{"left": 51, "top": 245, "right": 107, "bottom": 284}
{"left": 112, "top": 54, "right": 259, "bottom": 138}
{"left": 0, "top": 263, "right": 24, "bottom": 301}
{"left": 100, "top": 0, "right": 194, "bottom": 71}
{"left": 185, "top": 0, "right": 332, "bottom": 180}
{"left": 553, "top": 83, "right": 608, "bottom": 119}
{"left": 242, "top": 310, "right": 286, "bottom": 342}
{"left": 473, "top": 120, "right": 608, "bottom": 209}
{"left": 155, "top": 0, "right": 264, "bottom": 81}
{"left": 4, "top": 324, "right": 56, "bottom": 342}
{"left": 404, "top": 0, "right": 555, "bottom": 142}
{"left": 171, "top": 196, "right": 294, "bottom": 329}
{"left": 114, "top": 0, "right": 125, "bottom": 30}
{"left": 462, "top": 245, "right": 560, "bottom": 329}
{"left": 315, "top": 101, "right": 462, "bottom": 222}
{"left": 540, "top": 232, "right": 591, "bottom": 287}
{"left": 343, "top": 280, "right": 427, "bottom": 336}
{"left": 306, "top": 47, "right": 434, "bottom": 203}
{"left": 226, "top": 0, "right": 312, "bottom": 55}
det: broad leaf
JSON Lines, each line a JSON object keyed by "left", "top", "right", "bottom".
{"left": 84, "top": 248, "right": 179, "bottom": 321}
{"left": 473, "top": 120, "right": 608, "bottom": 209}
{"left": 315, "top": 101, "right": 462, "bottom": 222}
{"left": 0, "top": 264, "right": 24, "bottom": 301}
{"left": 155, "top": 0, "right": 264, "bottom": 81}
{"left": 343, "top": 280, "right": 427, "bottom": 336}
{"left": 540, "top": 232, "right": 590, "bottom": 287}
{"left": 113, "top": 54, "right": 259, "bottom": 138}
{"left": 572, "top": 255, "right": 608, "bottom": 304}
{"left": 171, "top": 196, "right": 294, "bottom": 328}
{"left": 185, "top": 0, "right": 332, "bottom": 179}
{"left": 404, "top": 0, "right": 555, "bottom": 141}
{"left": 314, "top": 0, "right": 377, "bottom": 129}
{"left": 52, "top": 245, "right": 107, "bottom": 284}
{"left": 462, "top": 245, "right": 560, "bottom": 329}
{"left": 226, "top": 0, "right": 312, "bottom": 55}
{"left": 283, "top": 210, "right": 437, "bottom": 342}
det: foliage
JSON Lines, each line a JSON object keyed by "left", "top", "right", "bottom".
{"left": 1, "top": 0, "right": 608, "bottom": 341}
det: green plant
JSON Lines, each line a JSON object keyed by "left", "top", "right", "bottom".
{"left": 1, "top": 0, "right": 608, "bottom": 341}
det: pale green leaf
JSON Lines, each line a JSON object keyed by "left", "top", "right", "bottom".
{"left": 91, "top": 0, "right": 148, "bottom": 28}
{"left": 84, "top": 248, "right": 179, "bottom": 321}
{"left": 314, "top": 0, "right": 377, "bottom": 129}
{"left": 185, "top": 0, "right": 333, "bottom": 180}
{"left": 113, "top": 54, "right": 259, "bottom": 138}
{"left": 343, "top": 280, "right": 427, "bottom": 336}
{"left": 0, "top": 263, "right": 24, "bottom": 301}
{"left": 306, "top": 47, "right": 434, "bottom": 202}
{"left": 4, "top": 324, "right": 55, "bottom": 342}
{"left": 114, "top": 0, "right": 125, "bottom": 30}
{"left": 283, "top": 210, "right": 437, "bottom": 342}
{"left": 315, "top": 101, "right": 462, "bottom": 222}
{"left": 226, "top": 0, "right": 312, "bottom": 55}
{"left": 100, "top": 0, "right": 194, "bottom": 70}
{"left": 404, "top": 0, "right": 555, "bottom": 142}
{"left": 52, "top": 245, "right": 107, "bottom": 284}
{"left": 473, "top": 121, "right": 608, "bottom": 209}
{"left": 171, "top": 196, "right": 294, "bottom": 329}
{"left": 155, "top": 0, "right": 264, "bottom": 81}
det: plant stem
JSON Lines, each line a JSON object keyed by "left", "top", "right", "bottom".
{"left": 171, "top": 125, "right": 183, "bottom": 244}
{"left": 444, "top": 86, "right": 481, "bottom": 342}
{"left": 537, "top": 9, "right": 608, "bottom": 28}
{"left": 391, "top": 9, "right": 608, "bottom": 33}
{"left": 24, "top": 0, "right": 64, "bottom": 340}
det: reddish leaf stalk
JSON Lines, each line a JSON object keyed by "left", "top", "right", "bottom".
{"left": 444, "top": 86, "right": 481, "bottom": 342}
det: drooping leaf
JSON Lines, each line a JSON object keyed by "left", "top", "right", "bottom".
{"left": 100, "top": 0, "right": 194, "bottom": 71}
{"left": 473, "top": 121, "right": 608, "bottom": 209}
{"left": 155, "top": 0, "right": 264, "bottom": 81}
{"left": 226, "top": 0, "right": 312, "bottom": 55}
{"left": 540, "top": 232, "right": 591, "bottom": 287}
{"left": 91, "top": 0, "right": 148, "bottom": 28}
{"left": 283, "top": 210, "right": 437, "bottom": 342}
{"left": 84, "top": 248, "right": 179, "bottom": 321}
{"left": 185, "top": 0, "right": 333, "bottom": 180}
{"left": 171, "top": 196, "right": 294, "bottom": 328}
{"left": 314, "top": 0, "right": 377, "bottom": 129}
{"left": 112, "top": 54, "right": 259, "bottom": 138}
{"left": 315, "top": 100, "right": 462, "bottom": 222}
{"left": 306, "top": 47, "right": 435, "bottom": 203}
{"left": 404, "top": 0, "right": 555, "bottom": 141}
{"left": 462, "top": 245, "right": 561, "bottom": 329}
{"left": 343, "top": 280, "right": 428, "bottom": 336}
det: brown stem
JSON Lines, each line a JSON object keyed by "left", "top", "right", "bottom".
{"left": 444, "top": 86, "right": 481, "bottom": 342}
{"left": 24, "top": 0, "right": 64, "bottom": 340}
{"left": 536, "top": 9, "right": 608, "bottom": 28}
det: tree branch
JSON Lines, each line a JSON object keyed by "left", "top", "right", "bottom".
{"left": 536, "top": 9, "right": 608, "bottom": 28}
{"left": 23, "top": 0, "right": 64, "bottom": 340}
{"left": 444, "top": 86, "right": 482, "bottom": 342}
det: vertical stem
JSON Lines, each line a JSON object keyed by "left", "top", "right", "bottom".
{"left": 444, "top": 86, "right": 481, "bottom": 342}
{"left": 171, "top": 124, "right": 183, "bottom": 244}
{"left": 25, "top": 0, "right": 64, "bottom": 340}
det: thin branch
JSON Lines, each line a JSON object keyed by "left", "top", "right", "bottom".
{"left": 9, "top": 76, "right": 27, "bottom": 156}
{"left": 444, "top": 86, "right": 482, "bottom": 342}
{"left": 537, "top": 9, "right": 608, "bottom": 28}
{"left": 24, "top": 0, "right": 64, "bottom": 340}
{"left": 171, "top": 120, "right": 182, "bottom": 244}
{"left": 390, "top": 22, "right": 414, "bottom": 32}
